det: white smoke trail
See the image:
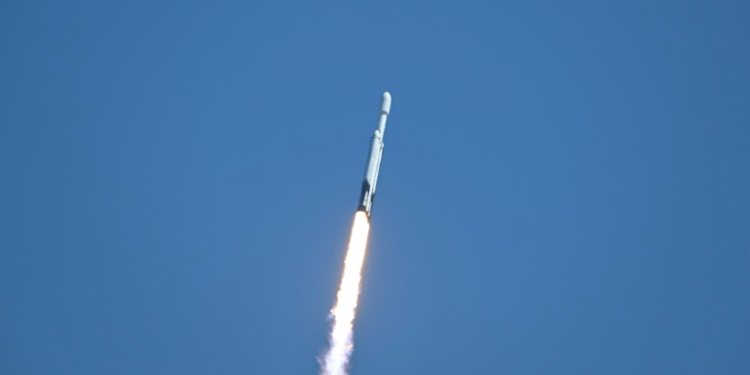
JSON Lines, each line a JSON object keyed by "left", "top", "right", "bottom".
{"left": 321, "top": 211, "right": 371, "bottom": 375}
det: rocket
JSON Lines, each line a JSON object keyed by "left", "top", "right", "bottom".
{"left": 357, "top": 92, "right": 392, "bottom": 219}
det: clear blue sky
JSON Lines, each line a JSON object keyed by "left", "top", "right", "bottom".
{"left": 1, "top": 1, "right": 748, "bottom": 374}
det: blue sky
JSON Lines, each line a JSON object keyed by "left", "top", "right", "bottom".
{"left": 1, "top": 1, "right": 748, "bottom": 374}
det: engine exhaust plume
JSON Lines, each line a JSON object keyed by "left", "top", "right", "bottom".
{"left": 320, "top": 211, "right": 371, "bottom": 375}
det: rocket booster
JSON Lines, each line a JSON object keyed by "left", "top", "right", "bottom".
{"left": 358, "top": 92, "right": 392, "bottom": 219}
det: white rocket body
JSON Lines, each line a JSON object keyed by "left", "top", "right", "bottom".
{"left": 358, "top": 92, "right": 391, "bottom": 218}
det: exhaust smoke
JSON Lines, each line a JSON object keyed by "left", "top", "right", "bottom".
{"left": 320, "top": 211, "right": 371, "bottom": 375}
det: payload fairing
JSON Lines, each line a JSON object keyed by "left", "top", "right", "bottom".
{"left": 357, "top": 92, "right": 392, "bottom": 219}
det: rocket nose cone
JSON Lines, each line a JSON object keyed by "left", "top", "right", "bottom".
{"left": 381, "top": 92, "right": 392, "bottom": 115}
